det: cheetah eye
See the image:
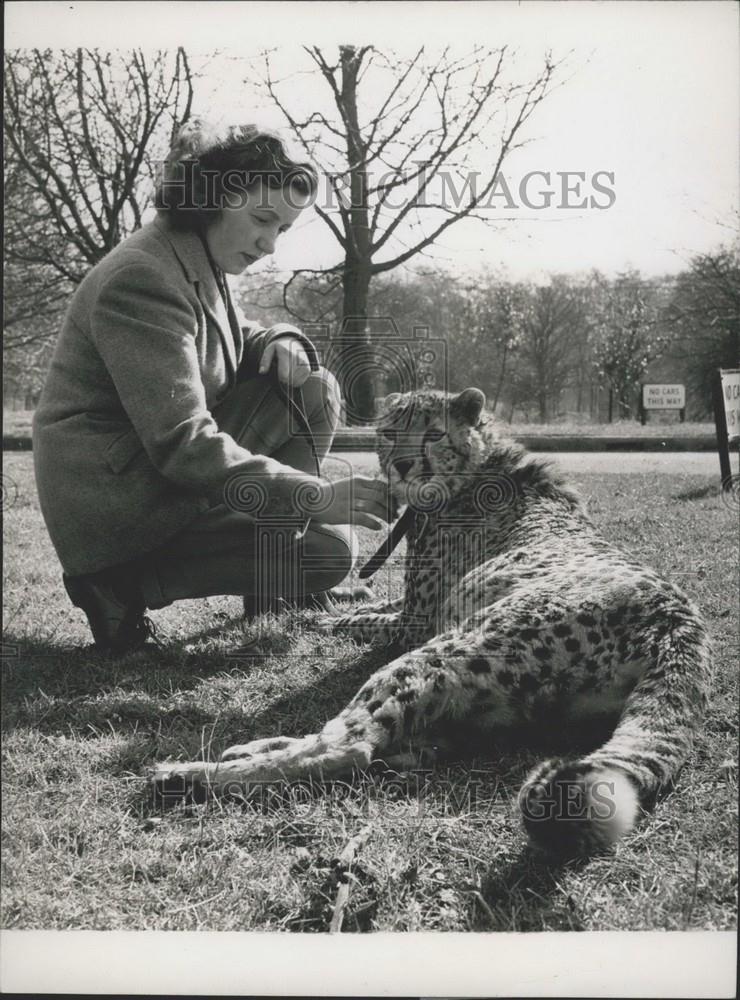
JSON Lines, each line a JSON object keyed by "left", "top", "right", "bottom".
{"left": 425, "top": 429, "right": 445, "bottom": 442}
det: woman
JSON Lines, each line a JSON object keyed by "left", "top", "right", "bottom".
{"left": 32, "top": 121, "right": 389, "bottom": 653}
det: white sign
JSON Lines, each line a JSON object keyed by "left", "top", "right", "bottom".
{"left": 642, "top": 383, "right": 686, "bottom": 409}
{"left": 720, "top": 369, "right": 740, "bottom": 442}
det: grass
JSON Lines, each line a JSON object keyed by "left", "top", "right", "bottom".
{"left": 2, "top": 451, "right": 737, "bottom": 931}
{"left": 506, "top": 419, "right": 715, "bottom": 437}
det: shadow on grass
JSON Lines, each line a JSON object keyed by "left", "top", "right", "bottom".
{"left": 672, "top": 484, "right": 720, "bottom": 502}
{"left": 0, "top": 623, "right": 393, "bottom": 749}
{"left": 474, "top": 846, "right": 591, "bottom": 931}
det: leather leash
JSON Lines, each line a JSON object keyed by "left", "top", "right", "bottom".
{"left": 357, "top": 505, "right": 414, "bottom": 579}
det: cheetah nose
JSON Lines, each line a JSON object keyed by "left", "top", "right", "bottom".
{"left": 393, "top": 459, "right": 414, "bottom": 480}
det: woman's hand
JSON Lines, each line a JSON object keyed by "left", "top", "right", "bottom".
{"left": 259, "top": 335, "right": 312, "bottom": 387}
{"left": 303, "top": 476, "right": 394, "bottom": 531}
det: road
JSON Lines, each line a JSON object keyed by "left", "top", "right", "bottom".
{"left": 333, "top": 451, "right": 726, "bottom": 476}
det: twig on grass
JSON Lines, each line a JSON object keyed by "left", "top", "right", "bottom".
{"left": 329, "top": 824, "right": 372, "bottom": 933}
{"left": 469, "top": 889, "right": 497, "bottom": 927}
{"left": 682, "top": 853, "right": 701, "bottom": 929}
{"left": 168, "top": 889, "right": 227, "bottom": 915}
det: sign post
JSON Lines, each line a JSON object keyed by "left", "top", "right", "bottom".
{"left": 713, "top": 369, "right": 740, "bottom": 491}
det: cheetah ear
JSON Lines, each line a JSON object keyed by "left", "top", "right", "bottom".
{"left": 451, "top": 387, "right": 486, "bottom": 425}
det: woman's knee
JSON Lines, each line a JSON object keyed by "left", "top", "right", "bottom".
{"left": 300, "top": 366, "right": 342, "bottom": 429}
{"left": 302, "top": 522, "right": 357, "bottom": 588}
{"left": 310, "top": 365, "right": 341, "bottom": 400}
{"left": 212, "top": 374, "right": 286, "bottom": 450}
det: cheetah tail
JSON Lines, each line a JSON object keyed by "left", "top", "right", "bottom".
{"left": 518, "top": 618, "right": 713, "bottom": 857}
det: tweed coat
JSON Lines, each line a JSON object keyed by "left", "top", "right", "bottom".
{"left": 33, "top": 214, "right": 323, "bottom": 577}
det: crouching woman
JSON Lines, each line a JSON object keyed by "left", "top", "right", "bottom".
{"left": 32, "top": 121, "right": 388, "bottom": 652}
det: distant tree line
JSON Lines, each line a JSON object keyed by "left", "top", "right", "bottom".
{"left": 237, "top": 255, "right": 738, "bottom": 422}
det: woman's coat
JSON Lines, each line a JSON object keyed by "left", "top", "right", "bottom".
{"left": 33, "top": 215, "right": 320, "bottom": 576}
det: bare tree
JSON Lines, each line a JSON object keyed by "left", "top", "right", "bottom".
{"left": 3, "top": 47, "right": 193, "bottom": 395}
{"left": 253, "top": 44, "right": 563, "bottom": 422}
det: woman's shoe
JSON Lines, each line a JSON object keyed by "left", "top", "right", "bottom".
{"left": 63, "top": 572, "right": 152, "bottom": 653}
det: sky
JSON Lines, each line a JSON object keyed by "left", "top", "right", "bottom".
{"left": 6, "top": 0, "right": 739, "bottom": 282}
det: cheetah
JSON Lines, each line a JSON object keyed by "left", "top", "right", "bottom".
{"left": 152, "top": 388, "right": 713, "bottom": 856}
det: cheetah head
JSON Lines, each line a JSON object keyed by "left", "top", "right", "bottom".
{"left": 376, "top": 387, "right": 490, "bottom": 509}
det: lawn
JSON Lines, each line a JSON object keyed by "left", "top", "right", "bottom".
{"left": 1, "top": 450, "right": 737, "bottom": 931}
{"left": 506, "top": 419, "right": 715, "bottom": 437}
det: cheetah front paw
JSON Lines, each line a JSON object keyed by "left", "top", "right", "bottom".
{"left": 313, "top": 614, "right": 339, "bottom": 634}
{"left": 150, "top": 760, "right": 217, "bottom": 804}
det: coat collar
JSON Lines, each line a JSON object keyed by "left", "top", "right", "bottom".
{"left": 151, "top": 212, "right": 216, "bottom": 285}
{"left": 151, "top": 214, "right": 239, "bottom": 378}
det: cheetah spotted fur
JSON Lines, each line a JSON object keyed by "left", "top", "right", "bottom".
{"left": 153, "top": 388, "right": 713, "bottom": 856}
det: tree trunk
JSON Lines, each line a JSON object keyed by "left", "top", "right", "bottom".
{"left": 538, "top": 390, "right": 548, "bottom": 422}
{"left": 592, "top": 383, "right": 598, "bottom": 417}
{"left": 616, "top": 381, "right": 632, "bottom": 420}
{"left": 491, "top": 341, "right": 509, "bottom": 412}
{"left": 335, "top": 47, "right": 375, "bottom": 425}
{"left": 338, "top": 260, "right": 375, "bottom": 425}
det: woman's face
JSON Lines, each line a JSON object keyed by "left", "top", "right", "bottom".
{"left": 204, "top": 179, "right": 310, "bottom": 275}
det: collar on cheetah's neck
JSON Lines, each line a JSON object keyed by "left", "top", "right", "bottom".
{"left": 357, "top": 506, "right": 415, "bottom": 580}
{"left": 358, "top": 505, "right": 417, "bottom": 579}
{"left": 360, "top": 455, "right": 435, "bottom": 579}
{"left": 358, "top": 501, "right": 434, "bottom": 578}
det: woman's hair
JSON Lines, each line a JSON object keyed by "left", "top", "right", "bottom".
{"left": 154, "top": 119, "right": 319, "bottom": 231}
